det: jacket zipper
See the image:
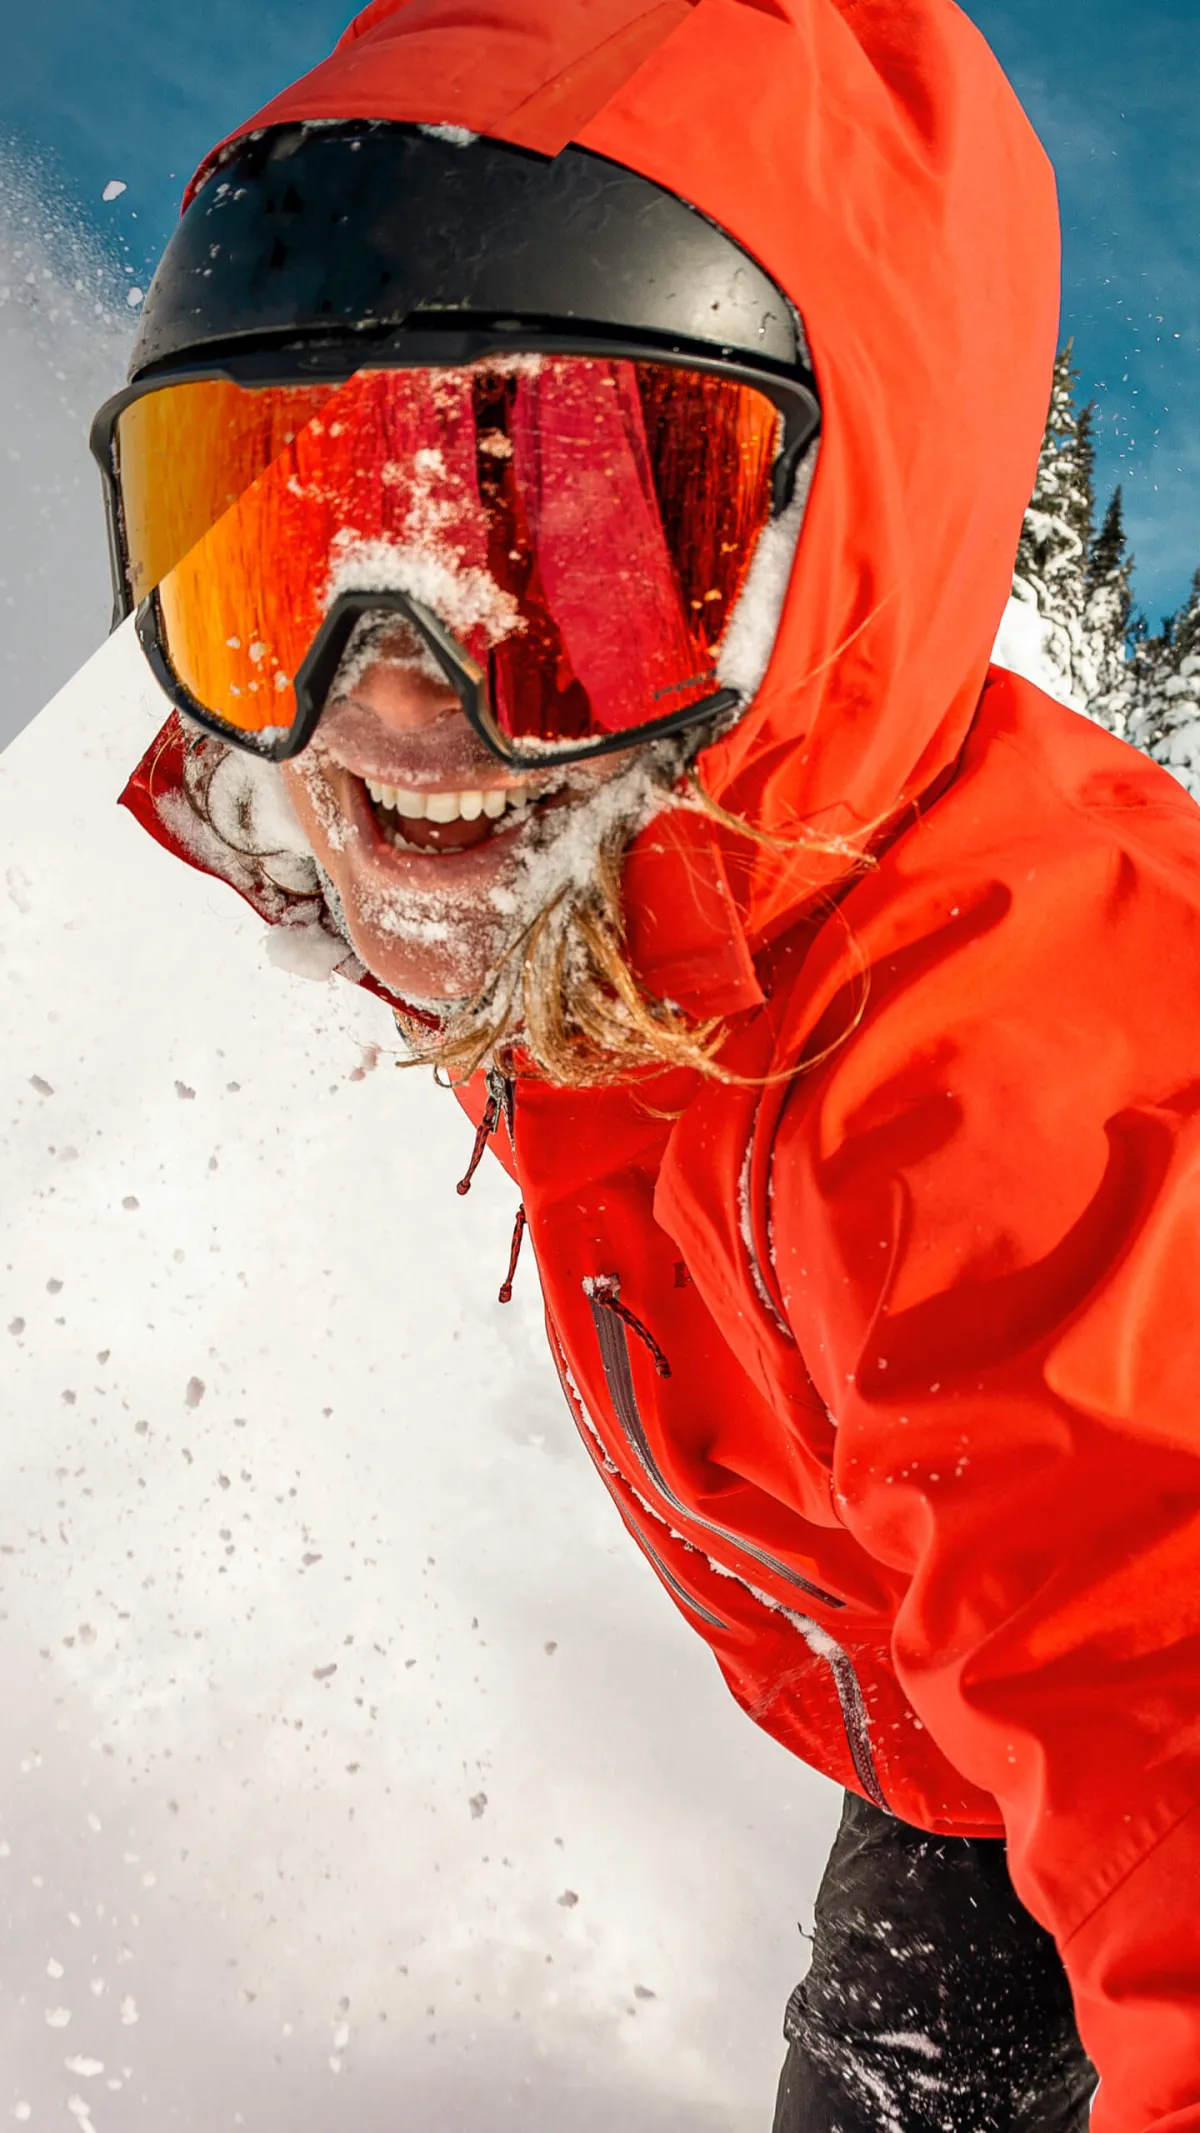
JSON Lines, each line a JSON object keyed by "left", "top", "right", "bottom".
{"left": 549, "top": 1320, "right": 732, "bottom": 1636}
{"left": 487, "top": 1064, "right": 515, "bottom": 1144}
{"left": 740, "top": 1130, "right": 794, "bottom": 1342}
{"left": 584, "top": 1274, "right": 887, "bottom": 1812}
{"left": 615, "top": 1508, "right": 730, "bottom": 1633}
{"left": 585, "top": 1276, "right": 845, "bottom": 1612}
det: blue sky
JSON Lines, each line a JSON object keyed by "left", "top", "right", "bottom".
{"left": 4, "top": 0, "right": 1197, "bottom": 628}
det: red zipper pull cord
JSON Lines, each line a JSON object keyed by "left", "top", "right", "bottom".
{"left": 498, "top": 1204, "right": 527, "bottom": 1304}
{"left": 589, "top": 1283, "right": 672, "bottom": 1380}
{"left": 456, "top": 1090, "right": 501, "bottom": 1196}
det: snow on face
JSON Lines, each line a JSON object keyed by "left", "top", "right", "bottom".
{"left": 283, "top": 712, "right": 685, "bottom": 1020}
{"left": 323, "top": 539, "right": 523, "bottom": 654}
{"left": 190, "top": 361, "right": 817, "bottom": 1018}
{"left": 486, "top": 745, "right": 677, "bottom": 932}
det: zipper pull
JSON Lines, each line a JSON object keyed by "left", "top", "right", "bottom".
{"left": 487, "top": 1064, "right": 516, "bottom": 1143}
{"left": 457, "top": 1086, "right": 501, "bottom": 1196}
{"left": 456, "top": 1068, "right": 516, "bottom": 1197}
{"left": 498, "top": 1204, "right": 527, "bottom": 1304}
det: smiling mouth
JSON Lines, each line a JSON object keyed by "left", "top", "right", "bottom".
{"left": 359, "top": 772, "right": 548, "bottom": 854}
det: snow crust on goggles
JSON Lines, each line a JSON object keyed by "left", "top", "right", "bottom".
{"left": 106, "top": 356, "right": 792, "bottom": 766}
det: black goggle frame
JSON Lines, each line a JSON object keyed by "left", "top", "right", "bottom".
{"left": 92, "top": 322, "right": 821, "bottom": 770}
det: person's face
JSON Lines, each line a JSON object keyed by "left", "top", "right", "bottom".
{"left": 280, "top": 626, "right": 632, "bottom": 1002}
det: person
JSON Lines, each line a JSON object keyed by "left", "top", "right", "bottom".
{"left": 89, "top": 2, "right": 1200, "bottom": 2127}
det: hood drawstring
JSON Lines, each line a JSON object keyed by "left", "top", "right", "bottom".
{"left": 587, "top": 1277, "right": 672, "bottom": 1380}
{"left": 456, "top": 1088, "right": 501, "bottom": 1196}
{"left": 456, "top": 1067, "right": 512, "bottom": 1197}
{"left": 450, "top": 1069, "right": 525, "bottom": 1303}
{"left": 498, "top": 1204, "right": 528, "bottom": 1305}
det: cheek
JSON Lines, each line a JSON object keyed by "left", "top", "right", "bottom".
{"left": 280, "top": 760, "right": 337, "bottom": 869}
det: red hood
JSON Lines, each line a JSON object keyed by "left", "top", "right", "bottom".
{"left": 130, "top": 0, "right": 1060, "bottom": 1016}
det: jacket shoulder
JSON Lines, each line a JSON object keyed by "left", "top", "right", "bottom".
{"left": 978, "top": 661, "right": 1200, "bottom": 871}
{"left": 759, "top": 663, "right": 1200, "bottom": 1401}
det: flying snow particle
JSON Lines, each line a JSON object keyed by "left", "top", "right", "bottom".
{"left": 102, "top": 181, "right": 127, "bottom": 202}
{"left": 6, "top": 865, "right": 31, "bottom": 912}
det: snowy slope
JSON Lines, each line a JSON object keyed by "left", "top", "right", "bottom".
{"left": 0, "top": 622, "right": 840, "bottom": 2133}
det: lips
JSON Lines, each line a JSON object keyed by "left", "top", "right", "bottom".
{"left": 330, "top": 765, "right": 531, "bottom": 873}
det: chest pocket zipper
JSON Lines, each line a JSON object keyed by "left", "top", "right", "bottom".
{"left": 583, "top": 1273, "right": 888, "bottom": 1812}
{"left": 617, "top": 1511, "right": 729, "bottom": 1633}
{"left": 584, "top": 1275, "right": 844, "bottom": 1612}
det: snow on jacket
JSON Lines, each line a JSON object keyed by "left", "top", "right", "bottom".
{"left": 120, "top": 3, "right": 1200, "bottom": 2126}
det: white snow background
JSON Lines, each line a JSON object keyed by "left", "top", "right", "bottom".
{"left": 0, "top": 160, "right": 1070, "bottom": 2133}
{"left": 1, "top": 620, "right": 849, "bottom": 2131}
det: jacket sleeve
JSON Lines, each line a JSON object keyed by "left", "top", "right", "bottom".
{"left": 768, "top": 913, "right": 1200, "bottom": 2133}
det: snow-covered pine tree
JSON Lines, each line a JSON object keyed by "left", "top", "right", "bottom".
{"left": 1128, "top": 571, "right": 1200, "bottom": 801}
{"left": 1080, "top": 485, "right": 1137, "bottom": 735}
{"left": 1011, "top": 341, "right": 1095, "bottom": 702}
{"left": 1007, "top": 346, "right": 1146, "bottom": 729}
{"left": 1067, "top": 399, "right": 1097, "bottom": 593}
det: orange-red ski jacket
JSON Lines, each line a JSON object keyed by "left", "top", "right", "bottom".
{"left": 121, "top": 4, "right": 1200, "bottom": 2125}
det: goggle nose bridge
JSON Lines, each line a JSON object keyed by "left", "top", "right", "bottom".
{"left": 136, "top": 563, "right": 745, "bottom": 773}
{"left": 294, "top": 587, "right": 490, "bottom": 759}
{"left": 294, "top": 587, "right": 744, "bottom": 772}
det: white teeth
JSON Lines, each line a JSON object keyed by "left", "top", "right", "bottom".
{"left": 364, "top": 776, "right": 530, "bottom": 829}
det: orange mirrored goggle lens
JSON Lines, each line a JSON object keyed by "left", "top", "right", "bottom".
{"left": 117, "top": 377, "right": 341, "bottom": 603}
{"left": 115, "top": 360, "right": 781, "bottom": 749}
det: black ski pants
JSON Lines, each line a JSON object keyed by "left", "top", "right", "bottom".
{"left": 772, "top": 1792, "right": 1098, "bottom": 2133}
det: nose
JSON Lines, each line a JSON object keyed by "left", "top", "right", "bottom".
{"left": 337, "top": 629, "right": 462, "bottom": 733}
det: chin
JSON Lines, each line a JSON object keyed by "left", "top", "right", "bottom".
{"left": 280, "top": 760, "right": 498, "bottom": 1006}
{"left": 332, "top": 880, "right": 494, "bottom": 1005}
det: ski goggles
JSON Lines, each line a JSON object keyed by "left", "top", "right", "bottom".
{"left": 92, "top": 349, "right": 819, "bottom": 769}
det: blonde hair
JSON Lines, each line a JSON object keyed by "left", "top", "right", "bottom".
{"left": 404, "top": 590, "right": 901, "bottom": 1089}
{"left": 397, "top": 774, "right": 877, "bottom": 1088}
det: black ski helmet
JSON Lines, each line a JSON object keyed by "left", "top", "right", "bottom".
{"left": 98, "top": 123, "right": 819, "bottom": 573}
{"left": 129, "top": 120, "right": 812, "bottom": 386}
{"left": 92, "top": 122, "right": 821, "bottom": 758}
